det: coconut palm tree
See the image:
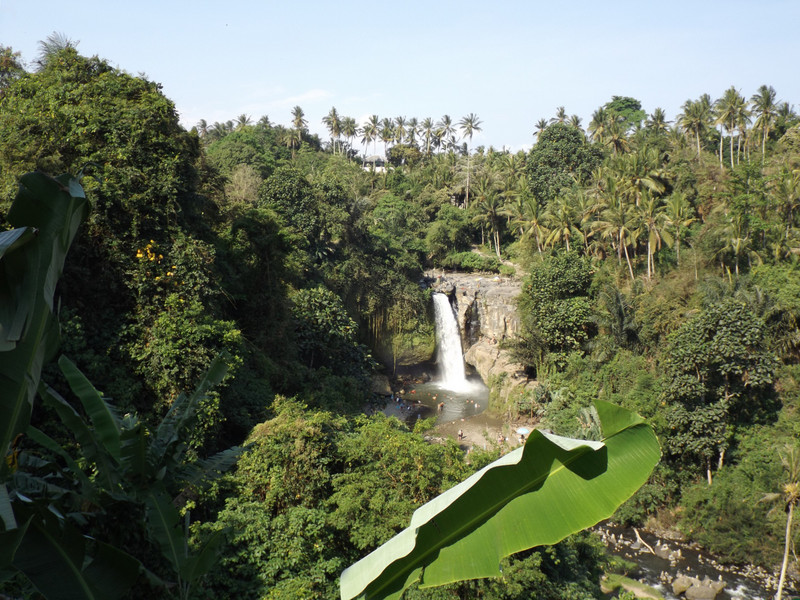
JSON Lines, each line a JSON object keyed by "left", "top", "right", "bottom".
{"left": 513, "top": 195, "right": 549, "bottom": 254}
{"left": 407, "top": 117, "right": 419, "bottom": 146}
{"left": 394, "top": 116, "right": 407, "bottom": 146}
{"left": 420, "top": 117, "right": 435, "bottom": 156}
{"left": 544, "top": 195, "right": 578, "bottom": 252}
{"left": 550, "top": 106, "right": 567, "bottom": 124}
{"left": 569, "top": 114, "right": 584, "bottom": 133}
{"left": 291, "top": 105, "right": 307, "bottom": 132}
{"left": 751, "top": 85, "right": 778, "bottom": 164}
{"left": 35, "top": 31, "right": 77, "bottom": 69}
{"left": 196, "top": 119, "right": 209, "bottom": 138}
{"left": 646, "top": 107, "right": 670, "bottom": 135}
{"left": 458, "top": 113, "right": 482, "bottom": 208}
{"left": 533, "top": 118, "right": 548, "bottom": 141}
{"left": 322, "top": 107, "right": 342, "bottom": 154}
{"left": 235, "top": 114, "right": 252, "bottom": 129}
{"left": 715, "top": 87, "right": 745, "bottom": 168}
{"left": 436, "top": 115, "right": 456, "bottom": 152}
{"left": 664, "top": 191, "right": 696, "bottom": 266}
{"left": 678, "top": 98, "right": 711, "bottom": 160}
{"left": 773, "top": 167, "right": 800, "bottom": 239}
{"left": 342, "top": 116, "right": 358, "bottom": 159}
{"left": 636, "top": 193, "right": 673, "bottom": 279}
{"left": 380, "top": 118, "right": 394, "bottom": 157}
{"left": 362, "top": 114, "right": 380, "bottom": 156}
{"left": 606, "top": 118, "right": 630, "bottom": 155}
{"left": 593, "top": 177, "right": 637, "bottom": 279}
{"left": 761, "top": 445, "right": 800, "bottom": 600}
{"left": 588, "top": 107, "right": 610, "bottom": 143}
{"left": 613, "top": 147, "right": 668, "bottom": 206}
{"left": 471, "top": 174, "right": 504, "bottom": 259}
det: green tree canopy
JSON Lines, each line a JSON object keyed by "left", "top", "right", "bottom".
{"left": 526, "top": 123, "right": 603, "bottom": 204}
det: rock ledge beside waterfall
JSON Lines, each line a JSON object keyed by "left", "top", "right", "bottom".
{"left": 423, "top": 270, "right": 534, "bottom": 402}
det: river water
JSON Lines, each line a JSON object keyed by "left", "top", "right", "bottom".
{"left": 598, "top": 524, "right": 778, "bottom": 599}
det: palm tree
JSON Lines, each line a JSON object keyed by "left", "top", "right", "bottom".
{"left": 664, "top": 192, "right": 696, "bottom": 266}
{"left": 734, "top": 96, "right": 751, "bottom": 165}
{"left": 363, "top": 114, "right": 380, "bottom": 156}
{"left": 605, "top": 118, "right": 630, "bottom": 155}
{"left": 636, "top": 193, "right": 673, "bottom": 279}
{"left": 289, "top": 106, "right": 307, "bottom": 160}
{"left": 613, "top": 147, "right": 667, "bottom": 206}
{"left": 291, "top": 105, "right": 307, "bottom": 132}
{"left": 761, "top": 445, "right": 800, "bottom": 600}
{"left": 420, "top": 117, "right": 435, "bottom": 156}
{"left": 544, "top": 195, "right": 577, "bottom": 252}
{"left": 436, "top": 115, "right": 456, "bottom": 152}
{"left": 342, "top": 116, "right": 358, "bottom": 159}
{"left": 196, "top": 119, "right": 209, "bottom": 138}
{"left": 235, "top": 114, "right": 252, "bottom": 129}
{"left": 379, "top": 118, "right": 394, "bottom": 157}
{"left": 593, "top": 177, "right": 637, "bottom": 279}
{"left": 533, "top": 118, "right": 548, "bottom": 141}
{"left": 407, "top": 117, "right": 419, "bottom": 146}
{"left": 751, "top": 85, "right": 778, "bottom": 164}
{"left": 550, "top": 106, "right": 567, "bottom": 124}
{"left": 773, "top": 167, "right": 800, "bottom": 239}
{"left": 569, "top": 114, "right": 584, "bottom": 134}
{"left": 715, "top": 87, "right": 744, "bottom": 168}
{"left": 512, "top": 195, "right": 548, "bottom": 254}
{"left": 471, "top": 174, "right": 504, "bottom": 259}
{"left": 36, "top": 31, "right": 77, "bottom": 69}
{"left": 322, "top": 107, "right": 342, "bottom": 154}
{"left": 394, "top": 116, "right": 407, "bottom": 146}
{"left": 458, "top": 113, "right": 483, "bottom": 208}
{"left": 284, "top": 128, "right": 302, "bottom": 161}
{"left": 646, "top": 108, "right": 670, "bottom": 135}
{"left": 588, "top": 107, "right": 610, "bottom": 143}
{"left": 679, "top": 97, "right": 713, "bottom": 160}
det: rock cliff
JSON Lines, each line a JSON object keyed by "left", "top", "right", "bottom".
{"left": 424, "top": 270, "right": 533, "bottom": 401}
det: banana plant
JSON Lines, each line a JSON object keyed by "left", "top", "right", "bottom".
{"left": 1, "top": 171, "right": 88, "bottom": 487}
{"left": 0, "top": 172, "right": 240, "bottom": 599}
{"left": 340, "top": 400, "right": 660, "bottom": 600}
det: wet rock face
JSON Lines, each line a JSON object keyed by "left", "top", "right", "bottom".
{"left": 426, "top": 271, "right": 521, "bottom": 347}
{"left": 425, "top": 271, "right": 529, "bottom": 391}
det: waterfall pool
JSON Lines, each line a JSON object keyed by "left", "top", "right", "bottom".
{"left": 382, "top": 378, "right": 490, "bottom": 426}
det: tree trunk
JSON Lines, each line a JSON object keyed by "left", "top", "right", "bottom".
{"left": 776, "top": 501, "right": 794, "bottom": 600}
{"left": 707, "top": 461, "right": 713, "bottom": 486}
{"left": 623, "top": 239, "right": 635, "bottom": 280}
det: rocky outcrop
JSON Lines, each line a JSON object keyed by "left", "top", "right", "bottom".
{"left": 425, "top": 270, "right": 532, "bottom": 397}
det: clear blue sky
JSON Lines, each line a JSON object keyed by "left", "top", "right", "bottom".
{"left": 2, "top": 0, "right": 798, "bottom": 152}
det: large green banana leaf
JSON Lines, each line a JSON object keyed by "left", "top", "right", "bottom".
{"left": 0, "top": 172, "right": 88, "bottom": 474}
{"left": 339, "top": 400, "right": 660, "bottom": 600}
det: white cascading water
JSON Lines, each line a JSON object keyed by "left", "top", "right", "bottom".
{"left": 432, "top": 293, "right": 471, "bottom": 392}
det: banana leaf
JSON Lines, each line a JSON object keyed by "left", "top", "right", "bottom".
{"left": 12, "top": 511, "right": 140, "bottom": 600}
{"left": 0, "top": 172, "right": 88, "bottom": 474}
{"left": 57, "top": 355, "right": 122, "bottom": 463}
{"left": 339, "top": 400, "right": 660, "bottom": 600}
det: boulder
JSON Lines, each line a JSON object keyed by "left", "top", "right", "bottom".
{"left": 672, "top": 574, "right": 696, "bottom": 595}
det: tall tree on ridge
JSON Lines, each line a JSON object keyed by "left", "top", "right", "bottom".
{"left": 533, "top": 118, "right": 548, "bottom": 141}
{"left": 420, "top": 117, "right": 435, "bottom": 156}
{"left": 458, "top": 113, "right": 482, "bottom": 209}
{"left": 679, "top": 97, "right": 711, "bottom": 160}
{"left": 436, "top": 115, "right": 456, "bottom": 152}
{"left": 751, "top": 85, "right": 778, "bottom": 164}
{"left": 323, "top": 106, "right": 342, "bottom": 154}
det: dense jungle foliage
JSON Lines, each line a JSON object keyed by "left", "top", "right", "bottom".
{"left": 2, "top": 40, "right": 800, "bottom": 598}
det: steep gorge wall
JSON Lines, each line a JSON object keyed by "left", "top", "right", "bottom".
{"left": 425, "top": 270, "right": 533, "bottom": 403}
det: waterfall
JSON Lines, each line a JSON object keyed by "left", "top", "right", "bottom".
{"left": 433, "top": 293, "right": 471, "bottom": 392}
